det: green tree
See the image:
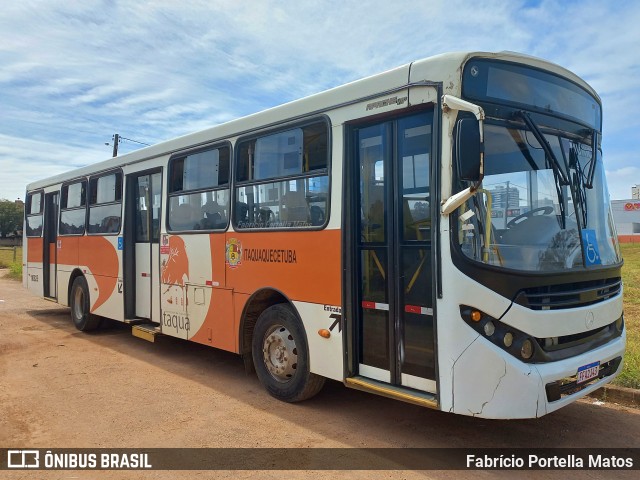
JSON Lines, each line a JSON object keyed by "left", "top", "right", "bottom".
{"left": 0, "top": 199, "right": 23, "bottom": 238}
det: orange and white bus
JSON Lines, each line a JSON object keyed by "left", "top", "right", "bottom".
{"left": 23, "top": 51, "right": 625, "bottom": 419}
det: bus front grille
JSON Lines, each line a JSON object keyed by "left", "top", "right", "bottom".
{"left": 516, "top": 277, "right": 621, "bottom": 310}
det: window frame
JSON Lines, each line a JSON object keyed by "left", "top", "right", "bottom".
{"left": 232, "top": 116, "right": 332, "bottom": 232}
{"left": 58, "top": 177, "right": 88, "bottom": 237}
{"left": 87, "top": 168, "right": 123, "bottom": 236}
{"left": 25, "top": 189, "right": 44, "bottom": 238}
{"left": 166, "top": 141, "right": 232, "bottom": 233}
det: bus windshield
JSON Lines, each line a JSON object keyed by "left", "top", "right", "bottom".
{"left": 456, "top": 122, "right": 621, "bottom": 272}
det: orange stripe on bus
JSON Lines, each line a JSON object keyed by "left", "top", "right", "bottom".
{"left": 27, "top": 237, "right": 43, "bottom": 263}
{"left": 78, "top": 236, "right": 118, "bottom": 312}
{"left": 225, "top": 229, "right": 342, "bottom": 305}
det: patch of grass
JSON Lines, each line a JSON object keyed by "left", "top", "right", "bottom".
{"left": 615, "top": 243, "right": 640, "bottom": 389}
{"left": 0, "top": 246, "right": 21, "bottom": 268}
{"left": 0, "top": 246, "right": 22, "bottom": 281}
{"left": 6, "top": 261, "right": 22, "bottom": 280}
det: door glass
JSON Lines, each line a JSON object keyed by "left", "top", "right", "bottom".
{"left": 151, "top": 173, "right": 162, "bottom": 243}
{"left": 360, "top": 248, "right": 389, "bottom": 369}
{"left": 359, "top": 125, "right": 389, "bottom": 244}
{"left": 399, "top": 116, "right": 431, "bottom": 242}
{"left": 136, "top": 176, "right": 150, "bottom": 243}
{"left": 358, "top": 123, "right": 391, "bottom": 372}
{"left": 397, "top": 113, "right": 435, "bottom": 380}
{"left": 400, "top": 247, "right": 434, "bottom": 378}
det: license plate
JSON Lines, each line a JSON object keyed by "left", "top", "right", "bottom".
{"left": 576, "top": 361, "right": 600, "bottom": 384}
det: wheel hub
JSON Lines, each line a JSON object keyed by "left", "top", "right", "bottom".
{"left": 262, "top": 325, "right": 298, "bottom": 383}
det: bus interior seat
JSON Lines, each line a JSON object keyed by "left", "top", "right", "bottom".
{"left": 171, "top": 203, "right": 197, "bottom": 230}
{"left": 281, "top": 190, "right": 309, "bottom": 223}
{"left": 202, "top": 201, "right": 226, "bottom": 228}
{"left": 309, "top": 205, "right": 325, "bottom": 226}
{"left": 236, "top": 202, "right": 249, "bottom": 224}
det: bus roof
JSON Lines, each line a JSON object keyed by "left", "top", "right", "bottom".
{"left": 26, "top": 50, "right": 598, "bottom": 192}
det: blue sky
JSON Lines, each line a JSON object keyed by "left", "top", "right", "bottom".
{"left": 1, "top": 0, "right": 639, "bottom": 201}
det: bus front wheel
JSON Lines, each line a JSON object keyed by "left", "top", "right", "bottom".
{"left": 252, "top": 304, "right": 325, "bottom": 402}
{"left": 70, "top": 276, "right": 100, "bottom": 332}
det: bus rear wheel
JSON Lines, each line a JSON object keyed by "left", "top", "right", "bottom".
{"left": 70, "top": 276, "right": 100, "bottom": 332}
{"left": 252, "top": 304, "right": 325, "bottom": 402}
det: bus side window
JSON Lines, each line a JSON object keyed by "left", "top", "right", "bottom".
{"left": 59, "top": 180, "right": 87, "bottom": 236}
{"left": 234, "top": 120, "right": 329, "bottom": 230}
{"left": 167, "top": 145, "right": 230, "bottom": 232}
{"left": 88, "top": 171, "right": 122, "bottom": 235}
{"left": 25, "top": 191, "right": 44, "bottom": 237}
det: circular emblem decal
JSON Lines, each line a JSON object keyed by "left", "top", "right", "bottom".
{"left": 585, "top": 311, "right": 595, "bottom": 330}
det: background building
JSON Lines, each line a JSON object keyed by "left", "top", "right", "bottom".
{"left": 611, "top": 199, "right": 640, "bottom": 242}
{"left": 489, "top": 185, "right": 520, "bottom": 209}
{"left": 489, "top": 184, "right": 520, "bottom": 228}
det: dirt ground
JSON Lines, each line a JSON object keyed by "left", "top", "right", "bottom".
{"left": 1, "top": 270, "right": 639, "bottom": 480}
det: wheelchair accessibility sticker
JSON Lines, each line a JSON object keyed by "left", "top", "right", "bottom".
{"left": 581, "top": 229, "right": 601, "bottom": 266}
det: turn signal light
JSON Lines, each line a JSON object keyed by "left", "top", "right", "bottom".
{"left": 318, "top": 329, "right": 331, "bottom": 339}
{"left": 470, "top": 310, "right": 482, "bottom": 322}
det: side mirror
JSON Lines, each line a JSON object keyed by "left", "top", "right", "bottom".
{"left": 455, "top": 117, "right": 484, "bottom": 182}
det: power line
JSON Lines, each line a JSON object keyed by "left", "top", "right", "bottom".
{"left": 119, "top": 136, "right": 151, "bottom": 147}
{"left": 105, "top": 133, "right": 151, "bottom": 157}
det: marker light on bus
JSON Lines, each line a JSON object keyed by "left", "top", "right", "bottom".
{"left": 460, "top": 305, "right": 539, "bottom": 363}
{"left": 318, "top": 329, "right": 331, "bottom": 339}
{"left": 483, "top": 321, "right": 495, "bottom": 336}
{"left": 503, "top": 332, "right": 514, "bottom": 348}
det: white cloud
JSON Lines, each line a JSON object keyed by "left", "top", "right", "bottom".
{"left": 0, "top": 133, "right": 104, "bottom": 200}
{"left": 606, "top": 166, "right": 640, "bottom": 201}
{"left": 1, "top": 0, "right": 639, "bottom": 203}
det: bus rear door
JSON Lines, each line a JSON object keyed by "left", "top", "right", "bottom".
{"left": 43, "top": 191, "right": 58, "bottom": 299}
{"left": 124, "top": 170, "right": 162, "bottom": 322}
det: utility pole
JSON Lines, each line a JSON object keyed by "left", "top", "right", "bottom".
{"left": 112, "top": 133, "right": 119, "bottom": 157}
{"left": 107, "top": 133, "right": 149, "bottom": 156}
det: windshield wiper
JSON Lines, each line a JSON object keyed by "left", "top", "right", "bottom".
{"left": 562, "top": 141, "right": 588, "bottom": 228}
{"left": 516, "top": 111, "right": 568, "bottom": 228}
{"left": 585, "top": 130, "right": 599, "bottom": 189}
{"left": 516, "top": 111, "right": 569, "bottom": 185}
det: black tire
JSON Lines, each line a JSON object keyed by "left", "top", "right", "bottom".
{"left": 70, "top": 276, "right": 100, "bottom": 332}
{"left": 252, "top": 304, "right": 325, "bottom": 402}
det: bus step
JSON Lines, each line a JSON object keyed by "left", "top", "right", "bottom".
{"left": 345, "top": 376, "right": 438, "bottom": 409}
{"left": 123, "top": 318, "right": 147, "bottom": 325}
{"left": 132, "top": 324, "right": 162, "bottom": 343}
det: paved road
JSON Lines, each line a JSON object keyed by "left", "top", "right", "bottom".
{"left": 1, "top": 272, "right": 639, "bottom": 479}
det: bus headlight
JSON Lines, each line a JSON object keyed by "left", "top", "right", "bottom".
{"left": 460, "top": 305, "right": 540, "bottom": 363}
{"left": 521, "top": 339, "right": 534, "bottom": 359}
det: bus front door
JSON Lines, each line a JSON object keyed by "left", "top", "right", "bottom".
{"left": 125, "top": 170, "right": 162, "bottom": 321}
{"left": 351, "top": 111, "right": 436, "bottom": 393}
